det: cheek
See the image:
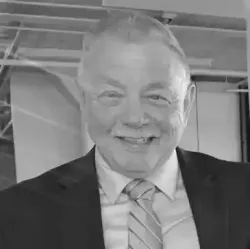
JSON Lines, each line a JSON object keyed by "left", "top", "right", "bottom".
{"left": 155, "top": 107, "right": 184, "bottom": 135}
{"left": 86, "top": 105, "right": 117, "bottom": 137}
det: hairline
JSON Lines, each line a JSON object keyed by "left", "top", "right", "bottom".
{"left": 78, "top": 11, "right": 191, "bottom": 93}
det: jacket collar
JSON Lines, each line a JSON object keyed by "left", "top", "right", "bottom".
{"left": 55, "top": 146, "right": 96, "bottom": 189}
{"left": 177, "top": 148, "right": 229, "bottom": 249}
{"left": 52, "top": 147, "right": 105, "bottom": 249}
{"left": 54, "top": 146, "right": 206, "bottom": 190}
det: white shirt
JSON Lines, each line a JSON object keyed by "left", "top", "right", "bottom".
{"left": 95, "top": 149, "right": 200, "bottom": 249}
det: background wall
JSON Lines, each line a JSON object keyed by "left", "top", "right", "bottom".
{"left": 11, "top": 67, "right": 84, "bottom": 182}
{"left": 9, "top": 70, "right": 241, "bottom": 182}
{"left": 180, "top": 82, "right": 241, "bottom": 162}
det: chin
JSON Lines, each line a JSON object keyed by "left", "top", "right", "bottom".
{"left": 114, "top": 156, "right": 158, "bottom": 178}
{"left": 96, "top": 137, "right": 165, "bottom": 178}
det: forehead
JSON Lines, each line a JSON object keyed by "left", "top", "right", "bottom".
{"left": 84, "top": 35, "right": 183, "bottom": 82}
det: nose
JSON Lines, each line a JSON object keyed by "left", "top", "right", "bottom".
{"left": 121, "top": 99, "right": 149, "bottom": 128}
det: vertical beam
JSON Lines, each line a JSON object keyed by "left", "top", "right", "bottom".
{"left": 243, "top": 0, "right": 250, "bottom": 162}
{"left": 244, "top": 0, "right": 250, "bottom": 113}
{"left": 0, "top": 25, "right": 22, "bottom": 189}
{"left": 239, "top": 86, "right": 249, "bottom": 162}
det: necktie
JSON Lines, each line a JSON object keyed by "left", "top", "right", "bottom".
{"left": 124, "top": 179, "right": 163, "bottom": 249}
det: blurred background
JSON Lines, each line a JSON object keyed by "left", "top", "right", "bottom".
{"left": 0, "top": 0, "right": 250, "bottom": 190}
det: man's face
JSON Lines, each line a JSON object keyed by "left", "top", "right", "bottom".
{"left": 81, "top": 35, "right": 195, "bottom": 179}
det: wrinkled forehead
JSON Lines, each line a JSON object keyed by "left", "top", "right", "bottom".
{"left": 81, "top": 39, "right": 187, "bottom": 99}
{"left": 84, "top": 36, "right": 183, "bottom": 80}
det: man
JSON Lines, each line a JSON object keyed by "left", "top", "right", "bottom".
{"left": 0, "top": 10, "right": 250, "bottom": 249}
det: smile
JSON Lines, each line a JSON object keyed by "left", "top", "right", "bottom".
{"left": 116, "top": 136, "right": 156, "bottom": 146}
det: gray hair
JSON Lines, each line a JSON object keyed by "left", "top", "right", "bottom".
{"left": 78, "top": 10, "right": 191, "bottom": 91}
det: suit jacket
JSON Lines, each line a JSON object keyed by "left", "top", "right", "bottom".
{"left": 0, "top": 147, "right": 250, "bottom": 249}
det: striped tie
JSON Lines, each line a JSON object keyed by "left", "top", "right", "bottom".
{"left": 124, "top": 179, "right": 163, "bottom": 249}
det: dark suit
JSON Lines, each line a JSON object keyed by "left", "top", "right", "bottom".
{"left": 0, "top": 147, "right": 250, "bottom": 249}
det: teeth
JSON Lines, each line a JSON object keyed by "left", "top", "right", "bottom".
{"left": 121, "top": 137, "right": 150, "bottom": 144}
{"left": 137, "top": 138, "right": 147, "bottom": 143}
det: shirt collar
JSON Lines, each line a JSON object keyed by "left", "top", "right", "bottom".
{"left": 95, "top": 148, "right": 179, "bottom": 204}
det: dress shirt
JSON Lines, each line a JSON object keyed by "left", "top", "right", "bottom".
{"left": 95, "top": 149, "right": 200, "bottom": 249}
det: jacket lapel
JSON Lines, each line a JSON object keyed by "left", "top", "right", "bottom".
{"left": 51, "top": 146, "right": 231, "bottom": 249}
{"left": 53, "top": 147, "right": 105, "bottom": 249}
{"left": 177, "top": 148, "right": 229, "bottom": 249}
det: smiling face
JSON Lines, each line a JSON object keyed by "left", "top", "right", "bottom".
{"left": 80, "top": 34, "right": 195, "bottom": 179}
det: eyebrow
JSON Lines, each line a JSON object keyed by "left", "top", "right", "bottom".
{"left": 98, "top": 76, "right": 124, "bottom": 89}
{"left": 145, "top": 81, "right": 166, "bottom": 91}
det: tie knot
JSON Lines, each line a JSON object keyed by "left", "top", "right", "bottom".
{"left": 124, "top": 179, "right": 156, "bottom": 201}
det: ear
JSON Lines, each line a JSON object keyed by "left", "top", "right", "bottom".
{"left": 183, "top": 82, "right": 196, "bottom": 126}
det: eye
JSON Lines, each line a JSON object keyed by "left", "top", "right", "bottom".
{"left": 148, "top": 94, "right": 167, "bottom": 101}
{"left": 145, "top": 94, "right": 171, "bottom": 105}
{"left": 99, "top": 91, "right": 123, "bottom": 98}
{"left": 98, "top": 91, "right": 124, "bottom": 106}
{"left": 149, "top": 95, "right": 162, "bottom": 100}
